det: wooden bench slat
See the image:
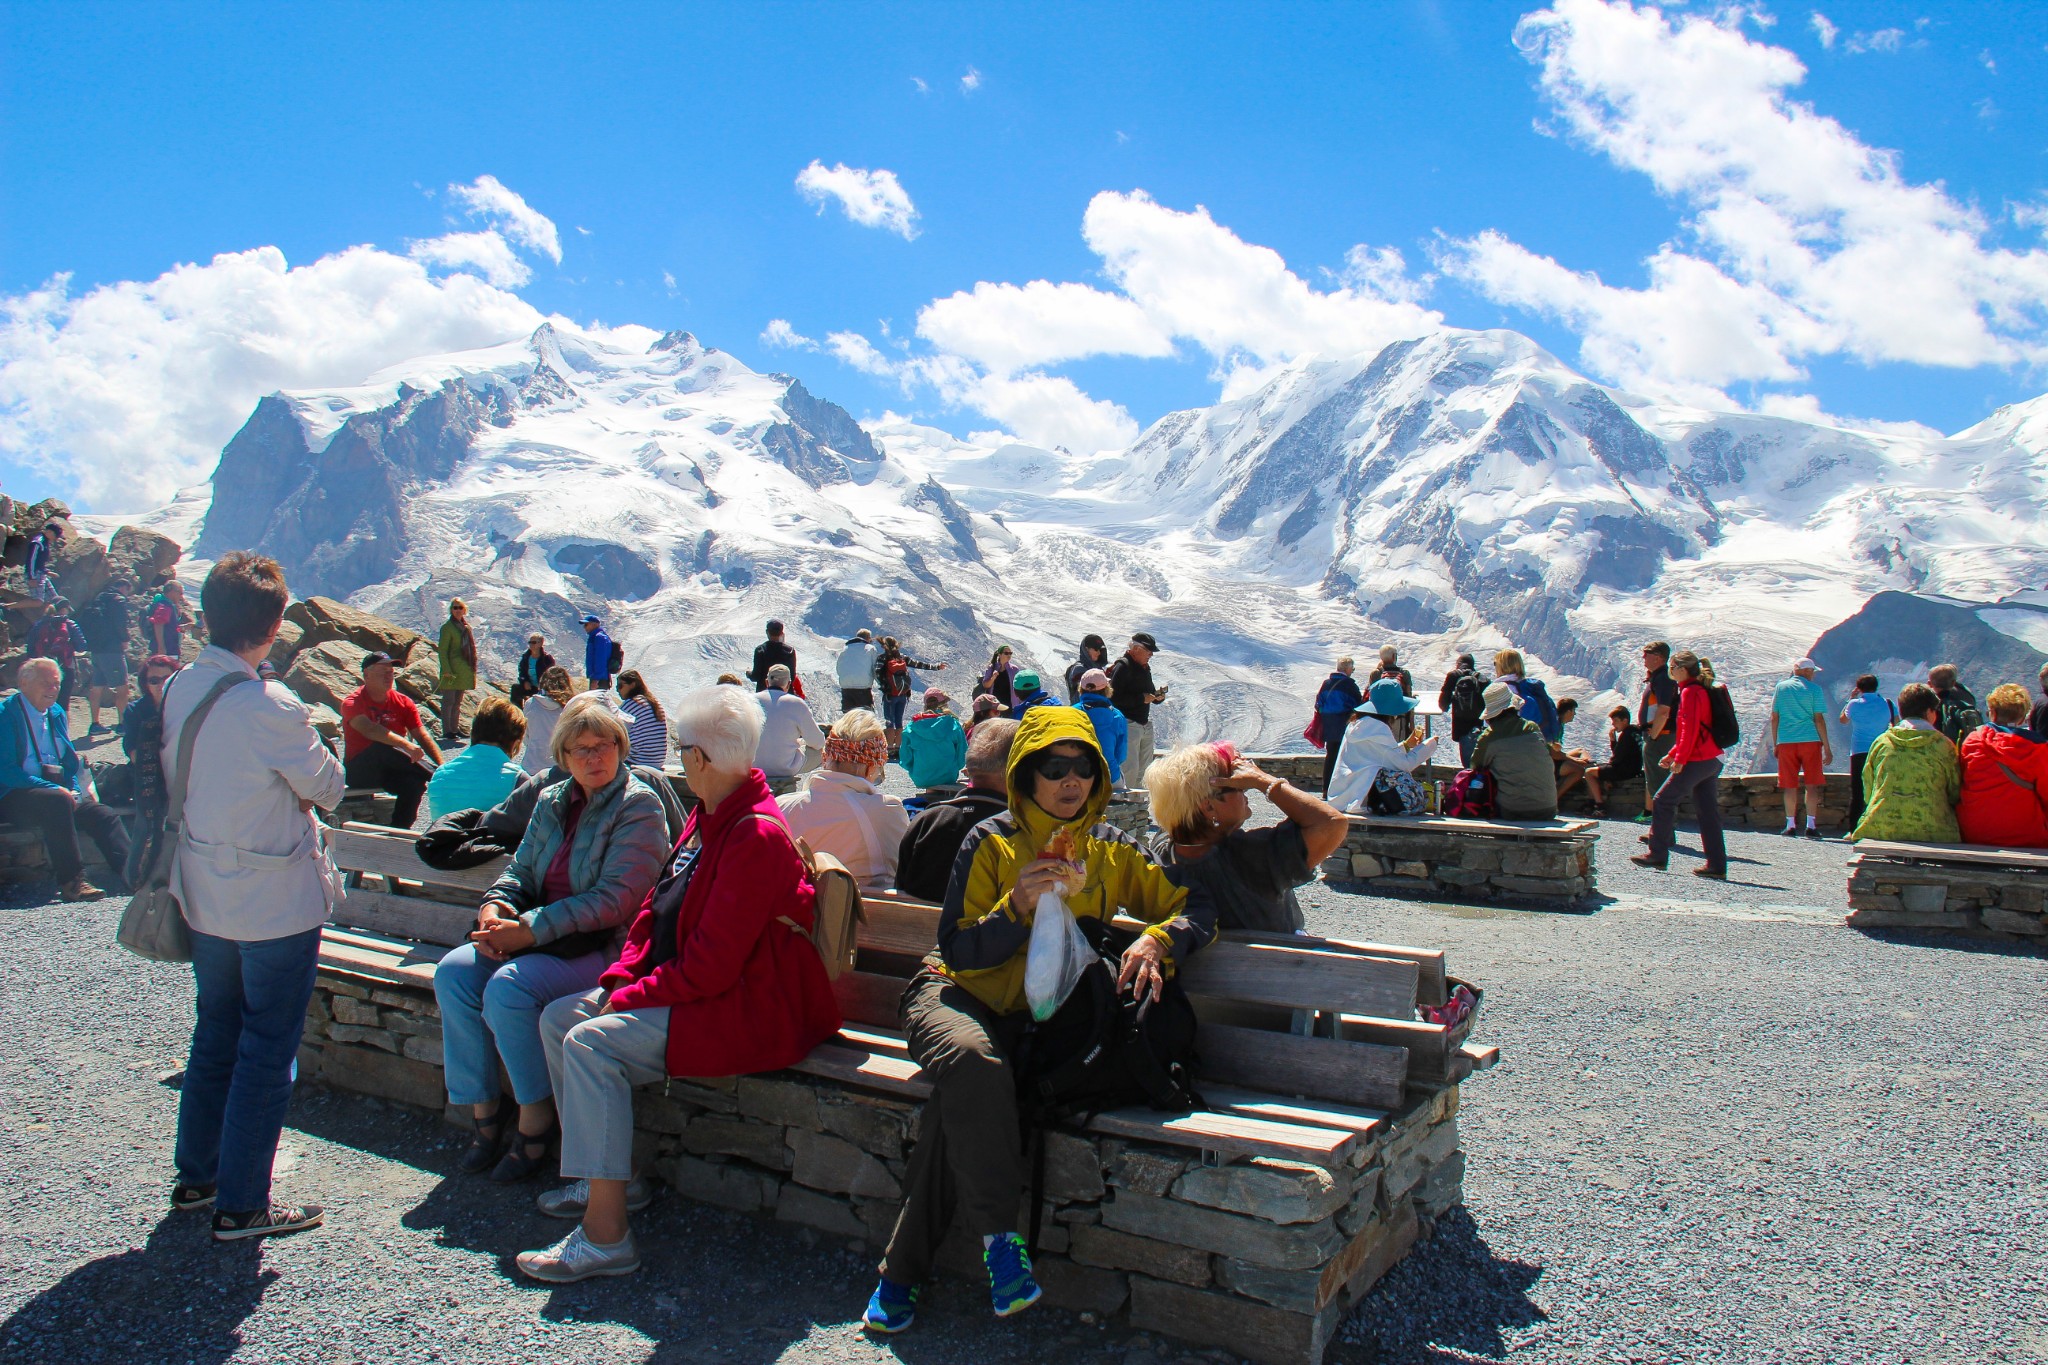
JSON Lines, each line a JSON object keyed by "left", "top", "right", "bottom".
{"left": 861, "top": 898, "right": 942, "bottom": 957}
{"left": 1181, "top": 940, "right": 1416, "bottom": 1018}
{"left": 1343, "top": 813, "right": 1595, "bottom": 839}
{"left": 1084, "top": 1106, "right": 1358, "bottom": 1165}
{"left": 330, "top": 825, "right": 503, "bottom": 894}
{"left": 1196, "top": 1085, "right": 1390, "bottom": 1137}
{"left": 1854, "top": 839, "right": 2048, "bottom": 870}
{"left": 1459, "top": 1042, "right": 1500, "bottom": 1072}
{"left": 1200, "top": 1022, "right": 1408, "bottom": 1111}
{"left": 332, "top": 888, "right": 476, "bottom": 947}
{"left": 1224, "top": 930, "right": 1449, "bottom": 1007}
{"left": 787, "top": 1042, "right": 931, "bottom": 1099}
{"left": 318, "top": 925, "right": 440, "bottom": 989}
{"left": 831, "top": 970, "right": 908, "bottom": 1029}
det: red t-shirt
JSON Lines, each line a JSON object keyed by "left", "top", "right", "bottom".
{"left": 341, "top": 685, "right": 424, "bottom": 760}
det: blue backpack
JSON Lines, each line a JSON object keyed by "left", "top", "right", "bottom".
{"left": 1514, "top": 678, "right": 1563, "bottom": 743}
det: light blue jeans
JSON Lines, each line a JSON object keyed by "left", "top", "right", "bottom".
{"left": 433, "top": 943, "right": 609, "bottom": 1106}
{"left": 542, "top": 989, "right": 670, "bottom": 1181}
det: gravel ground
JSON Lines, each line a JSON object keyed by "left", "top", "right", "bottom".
{"left": 3, "top": 768, "right": 2044, "bottom": 1363}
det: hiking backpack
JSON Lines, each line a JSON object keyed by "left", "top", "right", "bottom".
{"left": 1443, "top": 768, "right": 1499, "bottom": 819}
{"left": 607, "top": 640, "right": 626, "bottom": 676}
{"left": 26, "top": 617, "right": 78, "bottom": 667}
{"left": 1517, "top": 678, "right": 1563, "bottom": 743}
{"left": 883, "top": 655, "right": 911, "bottom": 697}
{"left": 1449, "top": 671, "right": 1485, "bottom": 733}
{"left": 1705, "top": 684, "right": 1742, "bottom": 749}
{"left": 741, "top": 813, "right": 865, "bottom": 980}
{"left": 1938, "top": 694, "right": 1983, "bottom": 745}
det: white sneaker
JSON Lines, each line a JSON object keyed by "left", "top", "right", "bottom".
{"left": 515, "top": 1226, "right": 641, "bottom": 1283}
{"left": 536, "top": 1177, "right": 654, "bottom": 1218}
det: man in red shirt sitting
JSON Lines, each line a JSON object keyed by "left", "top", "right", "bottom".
{"left": 341, "top": 651, "right": 443, "bottom": 828}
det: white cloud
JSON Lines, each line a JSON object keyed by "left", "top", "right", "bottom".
{"left": 911, "top": 76, "right": 930, "bottom": 94}
{"left": 1845, "top": 26, "right": 1904, "bottom": 54}
{"left": 662, "top": 270, "right": 678, "bottom": 292}
{"left": 1977, "top": 96, "right": 1999, "bottom": 124}
{"left": 825, "top": 330, "right": 898, "bottom": 376}
{"left": 961, "top": 66, "right": 983, "bottom": 94}
{"left": 447, "top": 174, "right": 562, "bottom": 263}
{"left": 794, "top": 161, "right": 921, "bottom": 239}
{"left": 961, "top": 371, "right": 1137, "bottom": 451}
{"left": 760, "top": 318, "right": 816, "bottom": 350}
{"left": 1809, "top": 11, "right": 1836, "bottom": 48}
{"left": 408, "top": 230, "right": 531, "bottom": 287}
{"left": 0, "top": 244, "right": 544, "bottom": 508}
{"left": 916, "top": 280, "right": 1175, "bottom": 374}
{"left": 1433, "top": 0, "right": 2048, "bottom": 402}
{"left": 1980, "top": 47, "right": 1997, "bottom": 73}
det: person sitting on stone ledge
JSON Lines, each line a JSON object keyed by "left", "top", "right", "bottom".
{"left": 754, "top": 663, "right": 826, "bottom": 780}
{"left": 1473, "top": 680, "right": 1560, "bottom": 821}
{"left": 1851, "top": 683, "right": 1962, "bottom": 845}
{"left": 778, "top": 708, "right": 908, "bottom": 891}
{"left": 1955, "top": 683, "right": 2046, "bottom": 848}
{"left": 520, "top": 684, "right": 842, "bottom": 1284}
{"left": 863, "top": 707, "right": 1213, "bottom": 1335}
{"left": 340, "top": 650, "right": 441, "bottom": 828}
{"left": 1550, "top": 697, "right": 1595, "bottom": 805}
{"left": 1581, "top": 706, "right": 1643, "bottom": 817}
{"left": 425, "top": 696, "right": 528, "bottom": 822}
{"left": 893, "top": 717, "right": 1018, "bottom": 901}
{"left": 434, "top": 701, "right": 668, "bottom": 1189}
{"left": 1146, "top": 741, "right": 1348, "bottom": 933}
{"left": 1325, "top": 678, "right": 1439, "bottom": 818}
{"left": 0, "top": 655, "right": 132, "bottom": 901}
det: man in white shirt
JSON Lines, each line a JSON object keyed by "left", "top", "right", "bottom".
{"left": 755, "top": 665, "right": 826, "bottom": 778}
{"left": 836, "top": 629, "right": 881, "bottom": 716}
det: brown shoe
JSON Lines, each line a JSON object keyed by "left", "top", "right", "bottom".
{"left": 59, "top": 879, "right": 105, "bottom": 902}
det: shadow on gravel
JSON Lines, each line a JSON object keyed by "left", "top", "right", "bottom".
{"left": 1337, "top": 1208, "right": 1545, "bottom": 1365}
{"left": 0, "top": 1216, "right": 276, "bottom": 1363}
{"left": 1853, "top": 926, "right": 2048, "bottom": 959}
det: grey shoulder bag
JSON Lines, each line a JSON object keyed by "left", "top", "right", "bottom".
{"left": 117, "top": 672, "right": 253, "bottom": 963}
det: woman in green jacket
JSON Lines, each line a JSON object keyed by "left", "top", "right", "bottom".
{"left": 438, "top": 598, "right": 479, "bottom": 742}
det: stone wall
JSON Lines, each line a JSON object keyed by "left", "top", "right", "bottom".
{"left": 300, "top": 964, "right": 1465, "bottom": 1365}
{"left": 1846, "top": 852, "right": 2048, "bottom": 941}
{"left": 1320, "top": 818, "right": 1596, "bottom": 908}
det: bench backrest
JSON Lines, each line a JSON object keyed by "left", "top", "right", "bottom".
{"left": 328, "top": 823, "right": 499, "bottom": 947}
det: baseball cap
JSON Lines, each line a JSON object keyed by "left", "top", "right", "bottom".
{"left": 362, "top": 651, "right": 397, "bottom": 671}
{"left": 1078, "top": 668, "right": 1111, "bottom": 692}
{"left": 1794, "top": 657, "right": 1821, "bottom": 671}
{"left": 580, "top": 613, "right": 602, "bottom": 625}
{"left": 1130, "top": 632, "right": 1160, "bottom": 651}
{"left": 1015, "top": 669, "right": 1041, "bottom": 690}
{"left": 924, "top": 686, "right": 949, "bottom": 707}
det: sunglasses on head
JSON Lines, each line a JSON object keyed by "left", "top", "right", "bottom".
{"left": 1036, "top": 751, "right": 1100, "bottom": 782}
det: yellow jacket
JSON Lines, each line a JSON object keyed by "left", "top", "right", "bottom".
{"left": 937, "top": 705, "right": 1213, "bottom": 1015}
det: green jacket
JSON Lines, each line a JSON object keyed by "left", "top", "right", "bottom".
{"left": 437, "top": 620, "right": 477, "bottom": 691}
{"left": 1472, "top": 714, "right": 1558, "bottom": 819}
{"left": 1851, "top": 725, "right": 1961, "bottom": 844}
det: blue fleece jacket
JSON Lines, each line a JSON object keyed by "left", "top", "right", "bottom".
{"left": 1078, "top": 693, "right": 1129, "bottom": 780}
{"left": 0, "top": 692, "right": 83, "bottom": 794}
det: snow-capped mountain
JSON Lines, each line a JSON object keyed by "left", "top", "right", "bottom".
{"left": 175, "top": 320, "right": 2048, "bottom": 759}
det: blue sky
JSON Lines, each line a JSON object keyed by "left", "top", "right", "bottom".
{"left": 4, "top": 0, "right": 2047, "bottom": 510}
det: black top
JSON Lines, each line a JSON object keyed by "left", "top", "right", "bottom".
{"left": 750, "top": 639, "right": 798, "bottom": 689}
{"left": 80, "top": 588, "right": 132, "bottom": 652}
{"left": 1604, "top": 724, "right": 1645, "bottom": 781}
{"left": 1638, "top": 666, "right": 1679, "bottom": 736}
{"left": 1109, "top": 653, "right": 1156, "bottom": 726}
{"left": 2031, "top": 699, "right": 2048, "bottom": 742}
{"left": 1150, "top": 823, "right": 1311, "bottom": 934}
{"left": 893, "top": 790, "right": 1009, "bottom": 903}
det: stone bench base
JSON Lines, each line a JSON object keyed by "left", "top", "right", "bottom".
{"left": 301, "top": 964, "right": 1465, "bottom": 1365}
{"left": 1847, "top": 841, "right": 2048, "bottom": 941}
{"left": 1320, "top": 815, "right": 1596, "bottom": 908}
{"left": 0, "top": 824, "right": 122, "bottom": 885}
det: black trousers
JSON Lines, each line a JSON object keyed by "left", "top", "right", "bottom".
{"left": 0, "top": 785, "right": 131, "bottom": 886}
{"left": 1848, "top": 752, "right": 1869, "bottom": 830}
{"left": 344, "top": 746, "right": 432, "bottom": 829}
{"left": 1320, "top": 713, "right": 1352, "bottom": 794}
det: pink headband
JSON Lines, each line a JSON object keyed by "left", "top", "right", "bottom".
{"left": 825, "top": 734, "right": 888, "bottom": 770}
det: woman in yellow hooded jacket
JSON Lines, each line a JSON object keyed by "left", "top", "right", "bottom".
{"left": 864, "top": 706, "right": 1214, "bottom": 1334}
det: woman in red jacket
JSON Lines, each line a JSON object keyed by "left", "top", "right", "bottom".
{"left": 516, "top": 685, "right": 843, "bottom": 1284}
{"left": 1631, "top": 650, "right": 1728, "bottom": 879}
{"left": 1957, "top": 684, "right": 2048, "bottom": 847}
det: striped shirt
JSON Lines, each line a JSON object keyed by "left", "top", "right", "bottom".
{"left": 620, "top": 695, "right": 668, "bottom": 767}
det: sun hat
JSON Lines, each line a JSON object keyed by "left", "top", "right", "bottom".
{"left": 1356, "top": 677, "right": 1417, "bottom": 717}
{"left": 1481, "top": 680, "right": 1519, "bottom": 720}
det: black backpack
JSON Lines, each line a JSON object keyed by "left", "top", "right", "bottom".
{"left": 1014, "top": 921, "right": 1201, "bottom": 1247}
{"left": 1937, "top": 693, "right": 1982, "bottom": 745}
{"left": 1706, "top": 684, "right": 1741, "bottom": 749}
{"left": 1449, "top": 670, "right": 1485, "bottom": 732}
{"left": 607, "top": 639, "right": 625, "bottom": 675}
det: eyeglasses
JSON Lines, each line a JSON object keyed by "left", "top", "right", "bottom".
{"left": 1036, "top": 752, "right": 1100, "bottom": 782}
{"left": 567, "top": 742, "right": 616, "bottom": 762}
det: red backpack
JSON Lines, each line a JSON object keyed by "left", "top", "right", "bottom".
{"left": 883, "top": 655, "right": 911, "bottom": 697}
{"left": 1443, "top": 768, "right": 1498, "bottom": 820}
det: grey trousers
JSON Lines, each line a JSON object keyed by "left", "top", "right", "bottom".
{"left": 541, "top": 988, "right": 670, "bottom": 1182}
{"left": 1122, "top": 720, "right": 1155, "bottom": 790}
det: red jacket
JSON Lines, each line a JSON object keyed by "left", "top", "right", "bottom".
{"left": 1957, "top": 726, "right": 2048, "bottom": 848}
{"left": 1666, "top": 680, "right": 1724, "bottom": 767}
{"left": 601, "top": 769, "right": 843, "bottom": 1077}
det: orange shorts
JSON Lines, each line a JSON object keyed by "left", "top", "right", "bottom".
{"left": 1776, "top": 740, "right": 1824, "bottom": 788}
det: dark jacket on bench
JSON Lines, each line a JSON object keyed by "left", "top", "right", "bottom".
{"left": 893, "top": 788, "right": 1008, "bottom": 902}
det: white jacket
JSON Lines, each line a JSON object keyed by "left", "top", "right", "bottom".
{"left": 522, "top": 695, "right": 564, "bottom": 773}
{"left": 777, "top": 769, "right": 909, "bottom": 891}
{"left": 1326, "top": 718, "right": 1438, "bottom": 814}
{"left": 836, "top": 640, "right": 880, "bottom": 689}
{"left": 163, "top": 646, "right": 347, "bottom": 942}
{"left": 755, "top": 688, "right": 827, "bottom": 777}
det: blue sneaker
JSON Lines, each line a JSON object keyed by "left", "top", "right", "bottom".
{"left": 984, "top": 1232, "right": 1042, "bottom": 1317}
{"left": 863, "top": 1278, "right": 918, "bottom": 1333}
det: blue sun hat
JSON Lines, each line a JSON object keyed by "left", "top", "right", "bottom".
{"left": 1357, "top": 677, "right": 1417, "bottom": 716}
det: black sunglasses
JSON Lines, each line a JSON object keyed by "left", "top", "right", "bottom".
{"left": 1035, "top": 751, "right": 1100, "bottom": 782}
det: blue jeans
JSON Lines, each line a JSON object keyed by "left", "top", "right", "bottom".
{"left": 883, "top": 695, "right": 909, "bottom": 729}
{"left": 174, "top": 926, "right": 322, "bottom": 1213}
{"left": 433, "top": 942, "right": 609, "bottom": 1107}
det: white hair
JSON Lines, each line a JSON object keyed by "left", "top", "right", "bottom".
{"left": 17, "top": 657, "right": 60, "bottom": 686}
{"left": 672, "top": 684, "right": 765, "bottom": 775}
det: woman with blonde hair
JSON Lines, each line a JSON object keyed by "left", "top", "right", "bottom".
{"left": 776, "top": 708, "right": 909, "bottom": 889}
{"left": 1148, "top": 742, "right": 1349, "bottom": 932}
{"left": 434, "top": 701, "right": 669, "bottom": 1186}
{"left": 521, "top": 665, "right": 576, "bottom": 775}
{"left": 438, "top": 598, "right": 479, "bottom": 742}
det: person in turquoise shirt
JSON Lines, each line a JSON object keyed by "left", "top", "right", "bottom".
{"left": 426, "top": 697, "right": 529, "bottom": 822}
{"left": 1770, "top": 658, "right": 1833, "bottom": 836}
{"left": 1837, "top": 673, "right": 1897, "bottom": 830}
{"left": 897, "top": 688, "right": 967, "bottom": 790}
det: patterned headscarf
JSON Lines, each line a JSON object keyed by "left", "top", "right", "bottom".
{"left": 825, "top": 734, "right": 888, "bottom": 771}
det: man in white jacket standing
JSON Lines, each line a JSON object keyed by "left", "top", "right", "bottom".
{"left": 836, "top": 629, "right": 881, "bottom": 716}
{"left": 162, "top": 552, "right": 345, "bottom": 1242}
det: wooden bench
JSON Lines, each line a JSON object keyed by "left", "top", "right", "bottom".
{"left": 303, "top": 825, "right": 1495, "bottom": 1365}
{"left": 1846, "top": 839, "right": 2048, "bottom": 941}
{"left": 1321, "top": 813, "right": 1597, "bottom": 908}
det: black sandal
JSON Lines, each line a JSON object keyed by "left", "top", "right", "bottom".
{"left": 458, "top": 1095, "right": 516, "bottom": 1176}
{"left": 488, "top": 1116, "right": 559, "bottom": 1184}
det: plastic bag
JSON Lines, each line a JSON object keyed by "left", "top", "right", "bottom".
{"left": 1024, "top": 889, "right": 1093, "bottom": 1021}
